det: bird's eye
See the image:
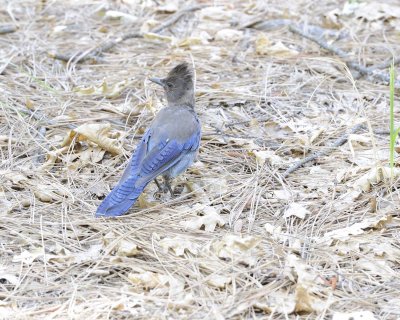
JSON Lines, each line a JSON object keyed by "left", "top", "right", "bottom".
{"left": 166, "top": 82, "right": 174, "bottom": 88}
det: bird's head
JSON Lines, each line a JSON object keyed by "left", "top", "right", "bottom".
{"left": 150, "top": 63, "right": 195, "bottom": 107}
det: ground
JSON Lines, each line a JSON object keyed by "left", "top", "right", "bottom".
{"left": 0, "top": 0, "right": 400, "bottom": 319}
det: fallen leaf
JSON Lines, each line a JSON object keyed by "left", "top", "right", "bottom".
{"left": 103, "top": 232, "right": 140, "bottom": 257}
{"left": 115, "top": 239, "right": 140, "bottom": 257}
{"left": 75, "top": 244, "right": 103, "bottom": 263}
{"left": 256, "top": 34, "right": 298, "bottom": 57}
{"left": 13, "top": 247, "right": 42, "bottom": 264}
{"left": 284, "top": 203, "right": 310, "bottom": 219}
{"left": 273, "top": 189, "right": 292, "bottom": 200}
{"left": 159, "top": 236, "right": 199, "bottom": 256}
{"left": 0, "top": 267, "right": 19, "bottom": 285}
{"left": 128, "top": 270, "right": 191, "bottom": 306}
{"left": 199, "top": 7, "right": 233, "bottom": 21}
{"left": 352, "top": 2, "right": 400, "bottom": 21}
{"left": 211, "top": 234, "right": 261, "bottom": 265}
{"left": 0, "top": 189, "right": 12, "bottom": 215}
{"left": 316, "top": 215, "right": 392, "bottom": 244}
{"left": 63, "top": 123, "right": 124, "bottom": 155}
{"left": 74, "top": 78, "right": 135, "bottom": 99}
{"left": 215, "top": 29, "right": 243, "bottom": 42}
{"left": 156, "top": 3, "right": 178, "bottom": 13}
{"left": 0, "top": 135, "right": 18, "bottom": 145}
{"left": 105, "top": 10, "right": 137, "bottom": 23}
{"left": 353, "top": 167, "right": 400, "bottom": 192}
{"left": 248, "top": 149, "right": 283, "bottom": 166}
{"left": 33, "top": 184, "right": 65, "bottom": 203}
{"left": 206, "top": 274, "right": 231, "bottom": 288}
{"left": 286, "top": 254, "right": 329, "bottom": 313}
{"left": 332, "top": 310, "right": 377, "bottom": 320}
{"left": 179, "top": 205, "right": 225, "bottom": 231}
{"left": 143, "top": 32, "right": 174, "bottom": 43}
{"left": 1, "top": 170, "right": 28, "bottom": 185}
{"left": 0, "top": 302, "right": 17, "bottom": 318}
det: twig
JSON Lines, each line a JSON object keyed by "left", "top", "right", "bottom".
{"left": 289, "top": 25, "right": 400, "bottom": 87}
{"left": 282, "top": 123, "right": 365, "bottom": 178}
{"left": 0, "top": 25, "right": 17, "bottom": 34}
{"left": 34, "top": 126, "right": 47, "bottom": 164}
{"left": 374, "top": 57, "right": 400, "bottom": 70}
{"left": 50, "top": 4, "right": 206, "bottom": 63}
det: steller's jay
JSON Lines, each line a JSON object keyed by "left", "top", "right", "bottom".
{"left": 96, "top": 63, "right": 201, "bottom": 217}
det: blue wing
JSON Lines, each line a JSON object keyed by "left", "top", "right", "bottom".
{"left": 96, "top": 133, "right": 199, "bottom": 217}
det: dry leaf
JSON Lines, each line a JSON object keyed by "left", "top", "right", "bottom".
{"left": 352, "top": 2, "right": 400, "bottom": 21}
{"left": 332, "top": 311, "right": 377, "bottom": 320}
{"left": 186, "top": 181, "right": 210, "bottom": 203}
{"left": 159, "top": 237, "right": 199, "bottom": 256}
{"left": 179, "top": 205, "right": 225, "bottom": 231}
{"left": 215, "top": 29, "right": 243, "bottom": 42}
{"left": 298, "top": 128, "right": 325, "bottom": 147}
{"left": 103, "top": 232, "right": 140, "bottom": 257}
{"left": 178, "top": 37, "right": 205, "bottom": 47}
{"left": 255, "top": 33, "right": 271, "bottom": 55}
{"left": 256, "top": 34, "right": 298, "bottom": 57}
{"left": 1, "top": 170, "right": 28, "bottom": 185}
{"left": 201, "top": 177, "right": 228, "bottom": 197}
{"left": 156, "top": 3, "right": 178, "bottom": 13}
{"left": 128, "top": 270, "right": 191, "bottom": 306}
{"left": 0, "top": 135, "right": 17, "bottom": 145}
{"left": 353, "top": 167, "right": 400, "bottom": 192}
{"left": 273, "top": 189, "right": 292, "bottom": 200}
{"left": 356, "top": 257, "right": 395, "bottom": 280}
{"left": 75, "top": 244, "right": 103, "bottom": 263}
{"left": 104, "top": 10, "right": 137, "bottom": 23}
{"left": 206, "top": 274, "right": 231, "bottom": 288}
{"left": 128, "top": 271, "right": 163, "bottom": 289}
{"left": 0, "top": 189, "right": 12, "bottom": 215}
{"left": 13, "top": 247, "right": 42, "bottom": 264}
{"left": 143, "top": 32, "right": 173, "bottom": 43}
{"left": 33, "top": 184, "right": 65, "bottom": 203}
{"left": 64, "top": 123, "right": 123, "bottom": 155}
{"left": 115, "top": 239, "right": 140, "bottom": 257}
{"left": 317, "top": 215, "right": 392, "bottom": 244}
{"left": 286, "top": 254, "right": 329, "bottom": 313}
{"left": 74, "top": 78, "right": 135, "bottom": 98}
{"left": 45, "top": 244, "right": 74, "bottom": 263}
{"left": 0, "top": 302, "right": 17, "bottom": 318}
{"left": 0, "top": 267, "right": 18, "bottom": 285}
{"left": 248, "top": 149, "right": 285, "bottom": 167}
{"left": 211, "top": 234, "right": 261, "bottom": 265}
{"left": 284, "top": 203, "right": 310, "bottom": 219}
{"left": 199, "top": 7, "right": 233, "bottom": 21}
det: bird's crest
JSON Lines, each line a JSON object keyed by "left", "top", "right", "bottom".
{"left": 166, "top": 63, "right": 193, "bottom": 83}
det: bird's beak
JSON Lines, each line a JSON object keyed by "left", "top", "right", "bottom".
{"left": 149, "top": 77, "right": 165, "bottom": 87}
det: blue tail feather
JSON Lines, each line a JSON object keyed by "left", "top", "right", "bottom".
{"left": 96, "top": 176, "right": 147, "bottom": 217}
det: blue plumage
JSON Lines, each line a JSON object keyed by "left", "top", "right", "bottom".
{"left": 96, "top": 63, "right": 200, "bottom": 217}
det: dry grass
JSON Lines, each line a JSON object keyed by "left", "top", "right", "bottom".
{"left": 1, "top": 0, "right": 400, "bottom": 319}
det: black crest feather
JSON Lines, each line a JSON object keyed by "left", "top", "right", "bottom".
{"left": 166, "top": 63, "right": 193, "bottom": 82}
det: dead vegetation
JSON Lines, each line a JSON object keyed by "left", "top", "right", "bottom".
{"left": 1, "top": 0, "right": 400, "bottom": 318}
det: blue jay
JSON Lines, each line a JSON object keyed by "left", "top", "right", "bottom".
{"left": 96, "top": 63, "right": 201, "bottom": 217}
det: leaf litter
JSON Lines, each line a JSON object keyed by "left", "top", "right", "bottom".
{"left": 0, "top": 0, "right": 400, "bottom": 319}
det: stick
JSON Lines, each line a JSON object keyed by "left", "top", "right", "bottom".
{"left": 50, "top": 4, "right": 206, "bottom": 63}
{"left": 289, "top": 25, "right": 400, "bottom": 87}
{"left": 282, "top": 123, "right": 364, "bottom": 178}
{"left": 0, "top": 25, "right": 17, "bottom": 34}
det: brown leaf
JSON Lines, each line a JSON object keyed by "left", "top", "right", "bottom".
{"left": 64, "top": 123, "right": 124, "bottom": 155}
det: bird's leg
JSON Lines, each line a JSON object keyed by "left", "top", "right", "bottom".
{"left": 154, "top": 178, "right": 164, "bottom": 192}
{"left": 163, "top": 176, "right": 175, "bottom": 197}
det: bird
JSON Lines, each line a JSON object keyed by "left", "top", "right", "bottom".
{"left": 96, "top": 63, "right": 201, "bottom": 217}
